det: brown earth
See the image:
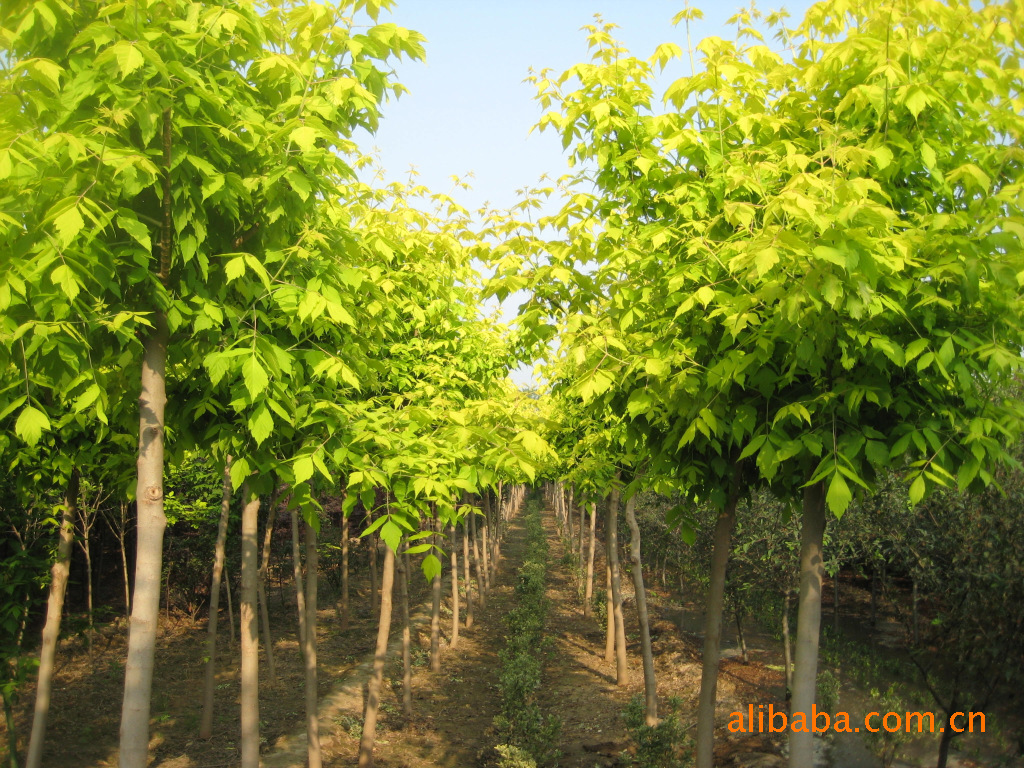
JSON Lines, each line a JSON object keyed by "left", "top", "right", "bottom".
{"left": 3, "top": 502, "right": 1016, "bottom": 767}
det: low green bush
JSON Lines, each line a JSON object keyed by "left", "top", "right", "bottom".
{"left": 493, "top": 501, "right": 562, "bottom": 767}
{"left": 620, "top": 695, "right": 692, "bottom": 768}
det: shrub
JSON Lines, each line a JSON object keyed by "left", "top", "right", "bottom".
{"left": 620, "top": 695, "right": 691, "bottom": 768}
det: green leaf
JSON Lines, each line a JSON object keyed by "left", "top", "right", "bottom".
{"left": 111, "top": 41, "right": 145, "bottom": 78}
{"left": 908, "top": 474, "right": 926, "bottom": 505}
{"left": 241, "top": 354, "right": 268, "bottom": 400}
{"left": 379, "top": 520, "right": 402, "bottom": 553}
{"left": 229, "top": 457, "right": 251, "bottom": 491}
{"left": 738, "top": 434, "right": 767, "bottom": 460}
{"left": 14, "top": 406, "right": 49, "bottom": 445}
{"left": 248, "top": 404, "right": 274, "bottom": 446}
{"left": 225, "top": 256, "right": 246, "bottom": 282}
{"left": 360, "top": 515, "right": 387, "bottom": 538}
{"left": 293, "top": 455, "right": 315, "bottom": 485}
{"left": 645, "top": 357, "right": 669, "bottom": 377}
{"left": 116, "top": 214, "right": 152, "bottom": 250}
{"left": 825, "top": 473, "right": 852, "bottom": 516}
{"left": 754, "top": 247, "right": 779, "bottom": 278}
{"left": 54, "top": 205, "right": 84, "bottom": 247}
{"left": 421, "top": 553, "right": 442, "bottom": 581}
{"left": 289, "top": 126, "right": 318, "bottom": 152}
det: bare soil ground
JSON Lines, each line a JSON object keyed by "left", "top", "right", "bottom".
{"left": 3, "top": 504, "right": 1020, "bottom": 767}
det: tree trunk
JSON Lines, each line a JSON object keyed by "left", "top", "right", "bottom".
{"left": 292, "top": 508, "right": 307, "bottom": 651}
{"left": 398, "top": 550, "right": 413, "bottom": 717}
{"left": 119, "top": 308, "right": 169, "bottom": 768}
{"left": 358, "top": 545, "right": 395, "bottom": 768}
{"left": 624, "top": 493, "right": 658, "bottom": 725}
{"left": 480, "top": 496, "right": 491, "bottom": 594}
{"left": 735, "top": 609, "right": 748, "bottom": 663}
{"left": 200, "top": 459, "right": 233, "bottom": 739}
{"left": 694, "top": 492, "right": 739, "bottom": 768}
{"left": 584, "top": 502, "right": 596, "bottom": 618}
{"left": 783, "top": 589, "right": 793, "bottom": 697}
{"left": 25, "top": 469, "right": 79, "bottom": 768}
{"left": 3, "top": 687, "right": 19, "bottom": 768}
{"left": 117, "top": 503, "right": 131, "bottom": 620}
{"left": 789, "top": 482, "right": 827, "bottom": 768}
{"left": 936, "top": 709, "right": 957, "bottom": 768}
{"left": 303, "top": 519, "right": 322, "bottom": 768}
{"left": 225, "top": 566, "right": 235, "bottom": 645}
{"left": 607, "top": 485, "right": 628, "bottom": 685}
{"left": 449, "top": 521, "right": 459, "bottom": 649}
{"left": 430, "top": 519, "right": 442, "bottom": 673}
{"left": 339, "top": 512, "right": 350, "bottom": 630}
{"left": 605, "top": 557, "right": 615, "bottom": 662}
{"left": 369, "top": 530, "right": 379, "bottom": 621}
{"left": 239, "top": 484, "right": 261, "bottom": 768}
{"left": 578, "top": 494, "right": 585, "bottom": 569}
{"left": 462, "top": 518, "right": 473, "bottom": 628}
{"left": 77, "top": 502, "right": 95, "bottom": 655}
{"left": 470, "top": 506, "right": 485, "bottom": 609}
{"left": 257, "top": 497, "right": 278, "bottom": 684}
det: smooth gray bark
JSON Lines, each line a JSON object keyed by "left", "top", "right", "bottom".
{"left": 789, "top": 483, "right": 827, "bottom": 768}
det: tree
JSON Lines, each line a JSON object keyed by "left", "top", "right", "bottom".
{"left": 499, "top": 3, "right": 1024, "bottom": 766}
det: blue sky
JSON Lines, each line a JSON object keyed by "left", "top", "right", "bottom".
{"left": 371, "top": 1, "right": 817, "bottom": 213}
{"left": 367, "top": 1, "right": 818, "bottom": 386}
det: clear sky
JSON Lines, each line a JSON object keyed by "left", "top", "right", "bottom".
{"left": 367, "top": 1, "right": 818, "bottom": 386}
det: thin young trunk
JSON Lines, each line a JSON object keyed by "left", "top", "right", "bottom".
{"left": 578, "top": 495, "right": 585, "bottom": 569}
{"left": 607, "top": 485, "right": 628, "bottom": 685}
{"left": 694, "top": 492, "right": 739, "bottom": 768}
{"left": 239, "top": 485, "right": 261, "bottom": 768}
{"left": 565, "top": 484, "right": 574, "bottom": 549}
{"left": 304, "top": 520, "right": 322, "bottom": 768}
{"left": 470, "top": 507, "right": 485, "bottom": 609}
{"left": 340, "top": 512, "right": 350, "bottom": 630}
{"left": 199, "top": 459, "right": 233, "bottom": 739}
{"left": 77, "top": 501, "right": 95, "bottom": 655}
{"left": 119, "top": 307, "right": 169, "bottom": 768}
{"left": 257, "top": 498, "right": 278, "bottom": 684}
{"left": 117, "top": 503, "right": 131, "bottom": 620}
{"left": 292, "top": 508, "right": 307, "bottom": 650}
{"left": 399, "top": 551, "right": 412, "bottom": 717}
{"left": 584, "top": 502, "right": 596, "bottom": 618}
{"left": 783, "top": 589, "right": 793, "bottom": 696}
{"left": 369, "top": 530, "right": 379, "bottom": 621}
{"left": 480, "top": 496, "right": 491, "bottom": 594}
{"left": 430, "top": 519, "right": 442, "bottom": 673}
{"left": 3, "top": 688, "right": 18, "bottom": 768}
{"left": 605, "top": 557, "right": 615, "bottom": 662}
{"left": 25, "top": 469, "right": 79, "bottom": 768}
{"left": 449, "top": 521, "right": 459, "bottom": 649}
{"left": 462, "top": 518, "right": 474, "bottom": 628}
{"left": 735, "top": 609, "right": 748, "bottom": 663}
{"left": 789, "top": 482, "right": 827, "bottom": 768}
{"left": 624, "top": 493, "right": 658, "bottom": 725}
{"left": 358, "top": 545, "right": 395, "bottom": 768}
{"left": 225, "top": 567, "right": 235, "bottom": 645}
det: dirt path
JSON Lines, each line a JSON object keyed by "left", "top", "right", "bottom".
{"left": 308, "top": 515, "right": 530, "bottom": 767}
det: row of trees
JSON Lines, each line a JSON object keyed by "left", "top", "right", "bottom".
{"left": 495, "top": 2, "right": 1024, "bottom": 768}
{"left": 0, "top": 0, "right": 553, "bottom": 766}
